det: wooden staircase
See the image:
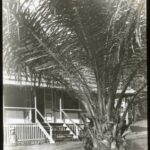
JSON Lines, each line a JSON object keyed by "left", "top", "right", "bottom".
{"left": 36, "top": 108, "right": 76, "bottom": 143}
{"left": 35, "top": 108, "right": 82, "bottom": 143}
{"left": 42, "top": 123, "right": 74, "bottom": 142}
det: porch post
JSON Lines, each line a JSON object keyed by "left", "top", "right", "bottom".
{"left": 59, "top": 97, "right": 62, "bottom": 121}
{"left": 125, "top": 98, "right": 129, "bottom": 125}
{"left": 3, "top": 95, "right": 5, "bottom": 124}
{"left": 126, "top": 112, "right": 129, "bottom": 124}
{"left": 34, "top": 95, "right": 37, "bottom": 123}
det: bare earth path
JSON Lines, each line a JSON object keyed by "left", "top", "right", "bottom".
{"left": 4, "top": 141, "right": 84, "bottom": 150}
{"left": 126, "top": 119, "right": 147, "bottom": 150}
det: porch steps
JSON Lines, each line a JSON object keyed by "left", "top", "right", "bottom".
{"left": 41, "top": 123, "right": 74, "bottom": 142}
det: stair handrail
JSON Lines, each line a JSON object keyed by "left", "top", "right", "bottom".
{"left": 35, "top": 108, "right": 52, "bottom": 127}
{"left": 62, "top": 110, "right": 83, "bottom": 130}
{"left": 35, "top": 108, "right": 53, "bottom": 141}
{"left": 61, "top": 110, "right": 83, "bottom": 137}
{"left": 36, "top": 119, "right": 55, "bottom": 143}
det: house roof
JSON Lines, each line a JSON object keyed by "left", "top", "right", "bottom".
{"left": 3, "top": 71, "right": 63, "bottom": 89}
{"left": 3, "top": 70, "right": 136, "bottom": 95}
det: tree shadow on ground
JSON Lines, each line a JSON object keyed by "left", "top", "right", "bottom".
{"left": 130, "top": 126, "right": 147, "bottom": 132}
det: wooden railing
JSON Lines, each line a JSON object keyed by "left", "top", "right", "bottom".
{"left": 35, "top": 108, "right": 55, "bottom": 143}
{"left": 61, "top": 110, "right": 84, "bottom": 139}
{"left": 4, "top": 124, "right": 46, "bottom": 145}
{"left": 67, "top": 124, "right": 76, "bottom": 134}
{"left": 4, "top": 107, "right": 55, "bottom": 144}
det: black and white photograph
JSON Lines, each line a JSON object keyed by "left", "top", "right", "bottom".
{"left": 3, "top": 0, "right": 147, "bottom": 150}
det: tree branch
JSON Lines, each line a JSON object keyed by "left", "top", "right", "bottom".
{"left": 120, "top": 83, "right": 146, "bottom": 122}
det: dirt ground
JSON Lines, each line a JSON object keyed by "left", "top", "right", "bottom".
{"left": 4, "top": 141, "right": 84, "bottom": 150}
{"left": 126, "top": 135, "right": 147, "bottom": 150}
{"left": 4, "top": 136, "right": 147, "bottom": 150}
{"left": 126, "top": 119, "right": 147, "bottom": 150}
{"left": 131, "top": 120, "right": 147, "bottom": 128}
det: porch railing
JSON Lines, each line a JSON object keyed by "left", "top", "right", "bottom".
{"left": 61, "top": 110, "right": 84, "bottom": 139}
{"left": 4, "top": 107, "right": 55, "bottom": 144}
{"left": 4, "top": 124, "right": 46, "bottom": 145}
{"left": 35, "top": 108, "right": 55, "bottom": 143}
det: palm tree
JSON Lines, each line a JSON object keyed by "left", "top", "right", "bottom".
{"left": 3, "top": 0, "right": 146, "bottom": 149}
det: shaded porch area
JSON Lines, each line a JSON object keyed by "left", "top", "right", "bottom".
{"left": 3, "top": 85, "right": 85, "bottom": 145}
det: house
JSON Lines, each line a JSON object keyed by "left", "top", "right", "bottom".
{"left": 3, "top": 71, "right": 86, "bottom": 145}
{"left": 3, "top": 71, "right": 136, "bottom": 145}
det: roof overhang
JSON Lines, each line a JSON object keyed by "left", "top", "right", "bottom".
{"left": 3, "top": 71, "right": 136, "bottom": 94}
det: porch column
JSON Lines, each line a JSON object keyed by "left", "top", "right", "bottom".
{"left": 125, "top": 98, "right": 129, "bottom": 125}
{"left": 126, "top": 112, "right": 129, "bottom": 124}
{"left": 59, "top": 97, "right": 62, "bottom": 121}
{"left": 34, "top": 95, "right": 37, "bottom": 123}
{"left": 3, "top": 95, "right": 5, "bottom": 124}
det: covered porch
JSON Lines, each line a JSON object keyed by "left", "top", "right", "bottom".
{"left": 3, "top": 84, "right": 85, "bottom": 145}
{"left": 3, "top": 84, "right": 84, "bottom": 124}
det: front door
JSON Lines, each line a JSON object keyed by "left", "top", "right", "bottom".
{"left": 44, "top": 90, "right": 54, "bottom": 123}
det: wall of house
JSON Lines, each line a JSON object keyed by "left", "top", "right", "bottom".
{"left": 3, "top": 85, "right": 33, "bottom": 107}
{"left": 3, "top": 85, "right": 84, "bottom": 124}
{"left": 63, "top": 112, "right": 81, "bottom": 124}
{"left": 3, "top": 85, "right": 33, "bottom": 124}
{"left": 60, "top": 92, "right": 81, "bottom": 123}
{"left": 53, "top": 111, "right": 81, "bottom": 124}
{"left": 36, "top": 87, "right": 45, "bottom": 123}
{"left": 4, "top": 109, "right": 32, "bottom": 124}
{"left": 43, "top": 88, "right": 82, "bottom": 123}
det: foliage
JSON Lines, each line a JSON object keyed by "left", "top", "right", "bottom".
{"left": 3, "top": 0, "right": 146, "bottom": 149}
